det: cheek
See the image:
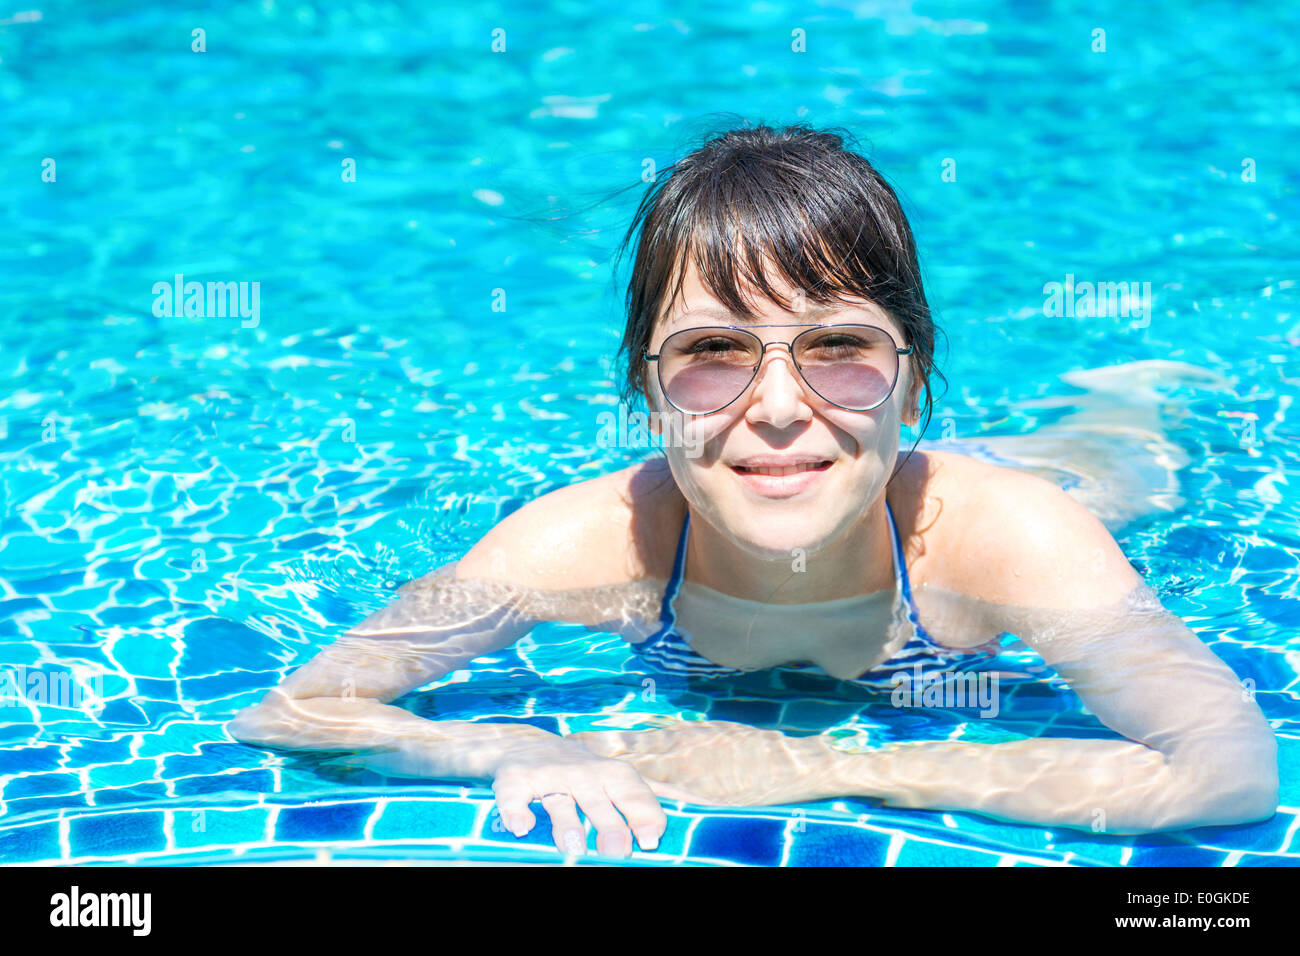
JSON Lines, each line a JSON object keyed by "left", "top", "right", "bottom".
{"left": 819, "top": 408, "right": 888, "bottom": 446}
{"left": 662, "top": 426, "right": 726, "bottom": 475}
{"left": 645, "top": 400, "right": 733, "bottom": 462}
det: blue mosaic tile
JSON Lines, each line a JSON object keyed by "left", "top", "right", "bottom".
{"left": 1179, "top": 810, "right": 1296, "bottom": 854}
{"left": 894, "top": 838, "right": 1007, "bottom": 866}
{"left": 786, "top": 821, "right": 890, "bottom": 866}
{"left": 134, "top": 697, "right": 191, "bottom": 726}
{"left": 281, "top": 532, "right": 333, "bottom": 550}
{"left": 673, "top": 692, "right": 716, "bottom": 712}
{"left": 0, "top": 597, "right": 46, "bottom": 617}
{"left": 172, "top": 806, "right": 269, "bottom": 849}
{"left": 370, "top": 798, "right": 480, "bottom": 841}
{"left": 0, "top": 642, "right": 41, "bottom": 667}
{"left": 202, "top": 741, "right": 269, "bottom": 766}
{"left": 1129, "top": 843, "right": 1229, "bottom": 867}
{"left": 95, "top": 782, "right": 173, "bottom": 806}
{"left": 779, "top": 699, "right": 867, "bottom": 730}
{"left": 90, "top": 759, "right": 158, "bottom": 789}
{"left": 1234, "top": 853, "right": 1300, "bottom": 867}
{"left": 96, "top": 697, "right": 149, "bottom": 726}
{"left": 688, "top": 815, "right": 786, "bottom": 865}
{"left": 130, "top": 676, "right": 181, "bottom": 701}
{"left": 477, "top": 806, "right": 561, "bottom": 850}
{"left": 0, "top": 723, "right": 39, "bottom": 744}
{"left": 5, "top": 792, "right": 92, "bottom": 817}
{"left": 1044, "top": 834, "right": 1134, "bottom": 866}
{"left": 65, "top": 736, "right": 135, "bottom": 765}
{"left": 69, "top": 811, "right": 166, "bottom": 857}
{"left": 1280, "top": 812, "right": 1300, "bottom": 854}
{"left": 93, "top": 559, "right": 137, "bottom": 581}
{"left": 703, "top": 698, "right": 785, "bottom": 725}
{"left": 1275, "top": 736, "right": 1298, "bottom": 783}
{"left": 172, "top": 768, "right": 274, "bottom": 797}
{"left": 184, "top": 671, "right": 260, "bottom": 700}
{"left": 10, "top": 570, "right": 87, "bottom": 596}
{"left": 646, "top": 812, "right": 692, "bottom": 857}
{"left": 764, "top": 670, "right": 849, "bottom": 694}
{"left": 0, "top": 820, "right": 60, "bottom": 863}
{"left": 919, "top": 815, "right": 1056, "bottom": 855}
{"left": 182, "top": 617, "right": 282, "bottom": 672}
{"left": 164, "top": 752, "right": 230, "bottom": 778}
{"left": 0, "top": 745, "right": 63, "bottom": 773}
{"left": 1, "top": 771, "right": 82, "bottom": 799}
{"left": 100, "top": 602, "right": 169, "bottom": 625}
{"left": 275, "top": 800, "right": 375, "bottom": 842}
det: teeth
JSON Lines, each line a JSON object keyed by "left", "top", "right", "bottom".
{"left": 741, "top": 463, "right": 824, "bottom": 476}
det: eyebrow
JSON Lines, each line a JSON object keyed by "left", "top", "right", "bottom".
{"left": 671, "top": 303, "right": 862, "bottom": 325}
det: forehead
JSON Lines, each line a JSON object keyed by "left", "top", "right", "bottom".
{"left": 662, "top": 260, "right": 902, "bottom": 338}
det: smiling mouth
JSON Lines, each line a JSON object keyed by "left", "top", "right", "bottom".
{"left": 731, "top": 461, "right": 833, "bottom": 477}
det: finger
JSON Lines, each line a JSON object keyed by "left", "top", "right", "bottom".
{"left": 539, "top": 792, "right": 587, "bottom": 856}
{"left": 490, "top": 773, "right": 537, "bottom": 837}
{"left": 602, "top": 767, "right": 670, "bottom": 852}
{"left": 567, "top": 778, "right": 635, "bottom": 858}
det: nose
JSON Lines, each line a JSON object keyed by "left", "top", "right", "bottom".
{"left": 742, "top": 344, "right": 815, "bottom": 430}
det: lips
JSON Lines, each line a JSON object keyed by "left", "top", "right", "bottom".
{"left": 729, "top": 458, "right": 834, "bottom": 498}
{"left": 732, "top": 461, "right": 832, "bottom": 476}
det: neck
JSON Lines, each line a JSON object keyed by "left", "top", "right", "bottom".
{"left": 681, "top": 492, "right": 897, "bottom": 605}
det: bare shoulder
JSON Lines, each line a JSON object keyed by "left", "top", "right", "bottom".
{"left": 895, "top": 447, "right": 1142, "bottom": 610}
{"left": 454, "top": 458, "right": 685, "bottom": 590}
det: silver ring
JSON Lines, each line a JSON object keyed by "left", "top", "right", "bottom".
{"left": 538, "top": 792, "right": 571, "bottom": 801}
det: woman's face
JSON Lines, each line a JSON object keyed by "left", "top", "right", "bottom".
{"left": 644, "top": 261, "right": 922, "bottom": 560}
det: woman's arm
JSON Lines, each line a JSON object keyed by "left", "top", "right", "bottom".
{"left": 228, "top": 469, "right": 646, "bottom": 767}
{"left": 229, "top": 472, "right": 677, "bottom": 856}
{"left": 227, "top": 567, "right": 554, "bottom": 778}
{"left": 572, "top": 476, "right": 1279, "bottom": 832}
{"left": 576, "top": 600, "right": 1278, "bottom": 831}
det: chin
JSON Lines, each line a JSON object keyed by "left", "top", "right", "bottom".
{"left": 723, "top": 510, "right": 833, "bottom": 561}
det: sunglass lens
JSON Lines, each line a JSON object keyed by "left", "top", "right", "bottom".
{"left": 795, "top": 326, "right": 897, "bottom": 410}
{"left": 659, "top": 329, "right": 760, "bottom": 414}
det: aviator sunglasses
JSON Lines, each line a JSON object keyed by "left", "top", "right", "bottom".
{"left": 644, "top": 323, "right": 913, "bottom": 416}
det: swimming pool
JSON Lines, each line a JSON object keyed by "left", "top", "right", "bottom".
{"left": 1, "top": 0, "right": 1297, "bottom": 866}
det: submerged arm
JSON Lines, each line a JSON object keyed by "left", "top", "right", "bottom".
{"left": 575, "top": 589, "right": 1278, "bottom": 832}
{"left": 834, "top": 593, "right": 1278, "bottom": 832}
{"left": 228, "top": 568, "right": 557, "bottom": 779}
{"left": 574, "top": 477, "right": 1279, "bottom": 833}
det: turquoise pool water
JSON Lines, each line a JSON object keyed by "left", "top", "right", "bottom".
{"left": 1, "top": 1, "right": 1297, "bottom": 865}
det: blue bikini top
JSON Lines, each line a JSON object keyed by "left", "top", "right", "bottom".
{"left": 628, "top": 500, "right": 962, "bottom": 685}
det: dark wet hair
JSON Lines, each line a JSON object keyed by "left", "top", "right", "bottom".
{"left": 612, "top": 120, "right": 946, "bottom": 473}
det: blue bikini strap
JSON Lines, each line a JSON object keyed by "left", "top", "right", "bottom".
{"left": 648, "top": 509, "right": 691, "bottom": 642}
{"left": 885, "top": 499, "right": 923, "bottom": 622}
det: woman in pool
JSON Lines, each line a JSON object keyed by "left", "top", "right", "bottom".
{"left": 229, "top": 123, "right": 1278, "bottom": 859}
